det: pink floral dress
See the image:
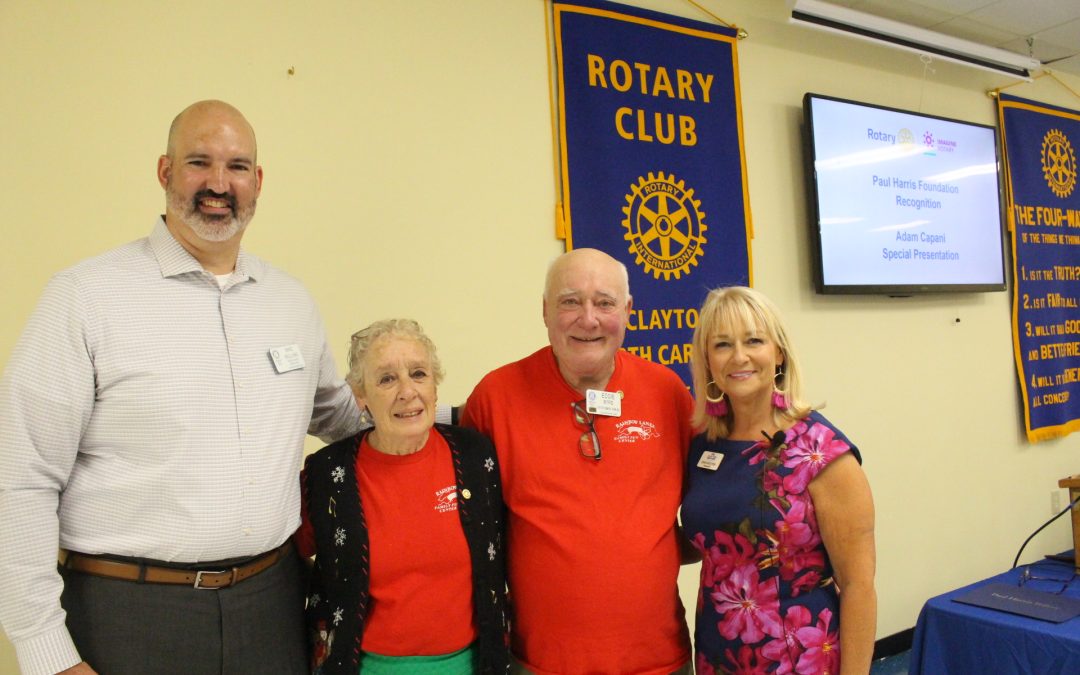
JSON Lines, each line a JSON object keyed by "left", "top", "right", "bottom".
{"left": 682, "top": 411, "right": 860, "bottom": 675}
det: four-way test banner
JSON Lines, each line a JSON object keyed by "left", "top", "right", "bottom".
{"left": 999, "top": 93, "right": 1080, "bottom": 442}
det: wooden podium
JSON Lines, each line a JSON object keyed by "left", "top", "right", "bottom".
{"left": 1058, "top": 474, "right": 1080, "bottom": 571}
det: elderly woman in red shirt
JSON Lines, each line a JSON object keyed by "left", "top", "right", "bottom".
{"left": 295, "top": 319, "right": 509, "bottom": 675}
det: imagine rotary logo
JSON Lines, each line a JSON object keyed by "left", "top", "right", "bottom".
{"left": 1042, "top": 128, "right": 1077, "bottom": 199}
{"left": 621, "top": 171, "right": 707, "bottom": 280}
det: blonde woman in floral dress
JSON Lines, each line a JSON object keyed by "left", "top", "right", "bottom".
{"left": 682, "top": 287, "right": 876, "bottom": 675}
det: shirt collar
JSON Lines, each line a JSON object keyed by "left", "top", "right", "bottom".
{"left": 149, "top": 215, "right": 264, "bottom": 282}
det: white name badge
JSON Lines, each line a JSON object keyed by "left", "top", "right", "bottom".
{"left": 697, "top": 451, "right": 724, "bottom": 471}
{"left": 585, "top": 389, "right": 622, "bottom": 417}
{"left": 270, "top": 344, "right": 305, "bottom": 373}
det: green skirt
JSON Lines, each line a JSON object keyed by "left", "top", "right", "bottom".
{"left": 357, "top": 644, "right": 475, "bottom": 675}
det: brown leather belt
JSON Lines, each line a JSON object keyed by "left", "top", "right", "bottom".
{"left": 59, "top": 541, "right": 292, "bottom": 589}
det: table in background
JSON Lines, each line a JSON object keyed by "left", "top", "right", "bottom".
{"left": 910, "top": 558, "right": 1080, "bottom": 674}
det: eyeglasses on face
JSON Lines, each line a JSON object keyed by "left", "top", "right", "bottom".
{"left": 571, "top": 399, "right": 602, "bottom": 461}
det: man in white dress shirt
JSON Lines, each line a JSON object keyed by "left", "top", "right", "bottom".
{"left": 0, "top": 100, "right": 362, "bottom": 675}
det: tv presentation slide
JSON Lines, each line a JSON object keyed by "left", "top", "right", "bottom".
{"left": 810, "top": 97, "right": 1004, "bottom": 287}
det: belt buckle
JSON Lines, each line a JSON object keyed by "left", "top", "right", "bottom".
{"left": 194, "top": 569, "right": 226, "bottom": 589}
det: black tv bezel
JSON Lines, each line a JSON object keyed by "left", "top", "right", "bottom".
{"left": 802, "top": 92, "right": 1008, "bottom": 296}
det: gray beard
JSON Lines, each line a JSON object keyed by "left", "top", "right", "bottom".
{"left": 166, "top": 189, "right": 255, "bottom": 242}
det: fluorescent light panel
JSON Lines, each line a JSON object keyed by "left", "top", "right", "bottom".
{"left": 789, "top": 0, "right": 1040, "bottom": 79}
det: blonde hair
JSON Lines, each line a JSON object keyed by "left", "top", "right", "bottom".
{"left": 690, "top": 287, "right": 811, "bottom": 440}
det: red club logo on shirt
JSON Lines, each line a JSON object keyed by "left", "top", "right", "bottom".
{"left": 434, "top": 485, "right": 459, "bottom": 513}
{"left": 614, "top": 419, "right": 660, "bottom": 443}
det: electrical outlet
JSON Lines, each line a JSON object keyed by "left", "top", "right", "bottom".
{"left": 1051, "top": 489, "right": 1063, "bottom": 515}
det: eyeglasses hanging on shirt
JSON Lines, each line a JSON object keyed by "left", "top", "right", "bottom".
{"left": 571, "top": 400, "right": 602, "bottom": 461}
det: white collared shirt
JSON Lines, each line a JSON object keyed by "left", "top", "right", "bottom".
{"left": 0, "top": 218, "right": 363, "bottom": 674}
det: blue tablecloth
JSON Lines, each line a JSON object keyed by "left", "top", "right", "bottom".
{"left": 910, "top": 558, "right": 1080, "bottom": 674}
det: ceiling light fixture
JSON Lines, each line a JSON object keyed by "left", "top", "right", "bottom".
{"left": 789, "top": 0, "right": 1040, "bottom": 79}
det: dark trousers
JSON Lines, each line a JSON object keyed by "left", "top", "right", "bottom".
{"left": 60, "top": 548, "right": 307, "bottom": 675}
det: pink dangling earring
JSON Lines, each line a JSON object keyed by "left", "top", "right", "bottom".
{"left": 772, "top": 365, "right": 787, "bottom": 409}
{"left": 707, "top": 396, "right": 728, "bottom": 416}
{"left": 705, "top": 380, "right": 728, "bottom": 416}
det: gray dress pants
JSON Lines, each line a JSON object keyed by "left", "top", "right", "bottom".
{"left": 60, "top": 548, "right": 307, "bottom": 675}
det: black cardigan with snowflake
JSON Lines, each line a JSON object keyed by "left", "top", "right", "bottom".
{"left": 301, "top": 423, "right": 510, "bottom": 675}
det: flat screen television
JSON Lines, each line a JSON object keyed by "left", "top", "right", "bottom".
{"left": 803, "top": 93, "right": 1007, "bottom": 295}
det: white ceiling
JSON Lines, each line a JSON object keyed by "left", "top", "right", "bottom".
{"left": 822, "top": 0, "right": 1080, "bottom": 76}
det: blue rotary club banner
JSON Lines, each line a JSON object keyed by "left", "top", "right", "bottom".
{"left": 552, "top": 0, "right": 751, "bottom": 385}
{"left": 998, "top": 93, "right": 1080, "bottom": 442}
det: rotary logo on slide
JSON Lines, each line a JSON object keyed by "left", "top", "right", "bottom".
{"left": 621, "top": 171, "right": 707, "bottom": 281}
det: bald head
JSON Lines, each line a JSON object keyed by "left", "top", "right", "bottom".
{"left": 157, "top": 100, "right": 263, "bottom": 267}
{"left": 542, "top": 248, "right": 632, "bottom": 392}
{"left": 544, "top": 248, "right": 630, "bottom": 304}
{"left": 166, "top": 100, "right": 257, "bottom": 162}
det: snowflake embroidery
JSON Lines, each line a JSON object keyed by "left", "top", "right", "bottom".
{"left": 484, "top": 457, "right": 495, "bottom": 472}
{"left": 334, "top": 527, "right": 346, "bottom": 546}
{"left": 332, "top": 607, "right": 344, "bottom": 626}
{"left": 331, "top": 466, "right": 345, "bottom": 483}
{"left": 309, "top": 593, "right": 321, "bottom": 607}
{"left": 488, "top": 542, "right": 496, "bottom": 561}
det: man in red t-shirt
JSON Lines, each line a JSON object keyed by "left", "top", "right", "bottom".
{"left": 463, "top": 248, "right": 693, "bottom": 675}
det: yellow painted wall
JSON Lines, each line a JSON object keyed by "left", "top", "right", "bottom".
{"left": 3, "top": 0, "right": 1079, "bottom": 669}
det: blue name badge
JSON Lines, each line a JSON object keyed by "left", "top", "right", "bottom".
{"left": 953, "top": 582, "right": 1080, "bottom": 623}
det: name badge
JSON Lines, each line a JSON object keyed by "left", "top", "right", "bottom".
{"left": 697, "top": 451, "right": 724, "bottom": 471}
{"left": 585, "top": 389, "right": 621, "bottom": 417}
{"left": 270, "top": 344, "right": 305, "bottom": 373}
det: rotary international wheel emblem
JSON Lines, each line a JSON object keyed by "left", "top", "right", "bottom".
{"left": 621, "top": 171, "right": 707, "bottom": 280}
{"left": 1042, "top": 129, "right": 1077, "bottom": 199}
